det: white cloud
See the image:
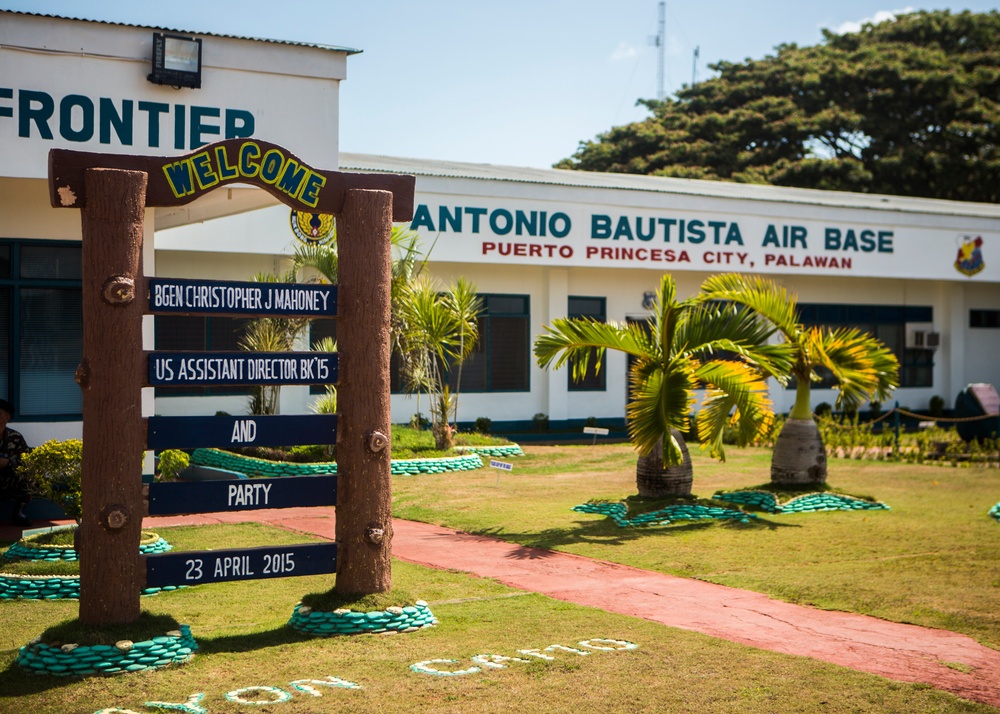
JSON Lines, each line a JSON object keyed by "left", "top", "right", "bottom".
{"left": 610, "top": 42, "right": 639, "bottom": 61}
{"left": 832, "top": 7, "right": 914, "bottom": 34}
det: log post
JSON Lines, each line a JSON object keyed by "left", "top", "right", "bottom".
{"left": 334, "top": 189, "right": 393, "bottom": 594}
{"left": 77, "top": 168, "right": 147, "bottom": 625}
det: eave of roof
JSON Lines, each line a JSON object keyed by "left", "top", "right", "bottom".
{"left": 1, "top": 9, "right": 361, "bottom": 54}
{"left": 339, "top": 152, "right": 1000, "bottom": 219}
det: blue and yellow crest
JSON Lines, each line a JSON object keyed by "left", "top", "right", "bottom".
{"left": 954, "top": 234, "right": 985, "bottom": 277}
{"left": 290, "top": 210, "right": 335, "bottom": 245}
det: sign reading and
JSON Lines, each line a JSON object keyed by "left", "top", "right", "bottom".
{"left": 147, "top": 414, "right": 338, "bottom": 450}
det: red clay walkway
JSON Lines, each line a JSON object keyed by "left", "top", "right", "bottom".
{"left": 7, "top": 509, "right": 1000, "bottom": 708}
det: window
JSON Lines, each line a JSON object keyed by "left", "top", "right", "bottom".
{"left": 970, "top": 309, "right": 1000, "bottom": 328}
{"left": 448, "top": 294, "right": 530, "bottom": 392}
{"left": 567, "top": 296, "right": 606, "bottom": 391}
{"left": 0, "top": 240, "right": 83, "bottom": 418}
{"left": 797, "top": 304, "right": 933, "bottom": 388}
{"left": 154, "top": 314, "right": 253, "bottom": 396}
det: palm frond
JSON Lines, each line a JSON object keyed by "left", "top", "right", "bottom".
{"left": 534, "top": 318, "right": 650, "bottom": 381}
{"left": 626, "top": 366, "right": 696, "bottom": 465}
{"left": 809, "top": 327, "right": 900, "bottom": 411}
{"left": 699, "top": 272, "right": 801, "bottom": 339}
{"left": 694, "top": 360, "right": 775, "bottom": 460}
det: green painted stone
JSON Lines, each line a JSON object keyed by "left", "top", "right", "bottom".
{"left": 125, "top": 664, "right": 147, "bottom": 672}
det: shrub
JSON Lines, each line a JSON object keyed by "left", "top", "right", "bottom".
{"left": 17, "top": 439, "right": 83, "bottom": 521}
{"left": 474, "top": 417, "right": 492, "bottom": 434}
{"left": 929, "top": 395, "right": 945, "bottom": 417}
{"left": 156, "top": 449, "right": 189, "bottom": 482}
{"left": 814, "top": 402, "right": 832, "bottom": 418}
{"left": 533, "top": 413, "right": 549, "bottom": 432}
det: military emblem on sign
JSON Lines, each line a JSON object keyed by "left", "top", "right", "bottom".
{"left": 954, "top": 234, "right": 985, "bottom": 277}
{"left": 290, "top": 210, "right": 335, "bottom": 245}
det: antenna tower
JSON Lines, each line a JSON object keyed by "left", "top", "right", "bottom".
{"left": 656, "top": 1, "right": 666, "bottom": 99}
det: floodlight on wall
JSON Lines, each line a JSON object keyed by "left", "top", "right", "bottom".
{"left": 148, "top": 33, "right": 202, "bottom": 88}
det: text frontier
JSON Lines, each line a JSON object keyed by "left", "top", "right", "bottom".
{"left": 161, "top": 141, "right": 327, "bottom": 207}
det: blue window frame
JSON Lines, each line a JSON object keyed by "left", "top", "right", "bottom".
{"left": 797, "top": 303, "right": 933, "bottom": 388}
{"left": 0, "top": 240, "right": 83, "bottom": 419}
{"left": 447, "top": 294, "right": 530, "bottom": 393}
{"left": 567, "top": 296, "right": 607, "bottom": 392}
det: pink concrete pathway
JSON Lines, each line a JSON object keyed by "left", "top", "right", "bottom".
{"left": 7, "top": 509, "right": 998, "bottom": 707}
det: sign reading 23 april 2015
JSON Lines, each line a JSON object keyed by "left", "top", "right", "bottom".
{"left": 148, "top": 352, "right": 338, "bottom": 386}
{"left": 145, "top": 543, "right": 337, "bottom": 588}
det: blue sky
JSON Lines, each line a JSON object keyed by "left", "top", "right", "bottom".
{"left": 2, "top": 1, "right": 996, "bottom": 167}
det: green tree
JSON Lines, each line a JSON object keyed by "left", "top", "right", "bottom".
{"left": 556, "top": 10, "right": 1000, "bottom": 203}
{"left": 534, "top": 274, "right": 794, "bottom": 497}
{"left": 700, "top": 273, "right": 899, "bottom": 486}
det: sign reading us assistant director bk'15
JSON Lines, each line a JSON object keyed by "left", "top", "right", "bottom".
{"left": 149, "top": 352, "right": 337, "bottom": 387}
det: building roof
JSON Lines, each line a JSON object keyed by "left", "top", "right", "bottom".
{"left": 340, "top": 153, "right": 1000, "bottom": 220}
{"left": 1, "top": 10, "right": 361, "bottom": 54}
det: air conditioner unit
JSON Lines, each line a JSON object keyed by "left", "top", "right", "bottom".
{"left": 906, "top": 323, "right": 938, "bottom": 350}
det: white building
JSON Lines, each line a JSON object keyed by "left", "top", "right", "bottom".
{"left": 3, "top": 11, "right": 999, "bottom": 444}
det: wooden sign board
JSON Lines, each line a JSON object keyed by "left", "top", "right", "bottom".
{"left": 145, "top": 542, "right": 337, "bottom": 588}
{"left": 583, "top": 426, "right": 610, "bottom": 435}
{"left": 148, "top": 277, "right": 337, "bottom": 318}
{"left": 145, "top": 475, "right": 337, "bottom": 516}
{"left": 148, "top": 352, "right": 337, "bottom": 386}
{"left": 147, "top": 414, "right": 337, "bottom": 450}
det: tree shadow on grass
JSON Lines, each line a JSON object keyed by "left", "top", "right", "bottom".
{"left": 470, "top": 512, "right": 798, "bottom": 557}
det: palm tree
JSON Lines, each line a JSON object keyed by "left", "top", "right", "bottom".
{"left": 239, "top": 270, "right": 308, "bottom": 415}
{"left": 395, "top": 275, "right": 481, "bottom": 449}
{"left": 534, "top": 273, "right": 795, "bottom": 498}
{"left": 699, "top": 273, "right": 900, "bottom": 486}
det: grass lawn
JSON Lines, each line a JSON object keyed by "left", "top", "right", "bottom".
{"left": 392, "top": 443, "right": 1000, "bottom": 651}
{"left": 1, "top": 524, "right": 995, "bottom": 714}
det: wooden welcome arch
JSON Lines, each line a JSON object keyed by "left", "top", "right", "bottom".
{"left": 49, "top": 140, "right": 414, "bottom": 625}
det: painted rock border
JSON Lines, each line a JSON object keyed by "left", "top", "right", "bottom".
{"left": 288, "top": 600, "right": 438, "bottom": 637}
{"left": 2, "top": 530, "right": 172, "bottom": 562}
{"left": 15, "top": 626, "right": 198, "bottom": 677}
{"left": 572, "top": 501, "right": 755, "bottom": 527}
{"left": 713, "top": 490, "right": 890, "bottom": 514}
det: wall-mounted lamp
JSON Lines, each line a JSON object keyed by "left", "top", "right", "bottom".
{"left": 148, "top": 33, "right": 202, "bottom": 89}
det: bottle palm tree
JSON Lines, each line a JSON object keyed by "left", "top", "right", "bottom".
{"left": 534, "top": 273, "right": 795, "bottom": 497}
{"left": 699, "top": 273, "right": 900, "bottom": 486}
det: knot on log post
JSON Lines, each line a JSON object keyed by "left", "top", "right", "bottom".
{"left": 100, "top": 505, "right": 130, "bottom": 531}
{"left": 74, "top": 359, "right": 91, "bottom": 390}
{"left": 365, "top": 526, "right": 385, "bottom": 545}
{"left": 101, "top": 275, "right": 135, "bottom": 305}
{"left": 367, "top": 431, "right": 389, "bottom": 453}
